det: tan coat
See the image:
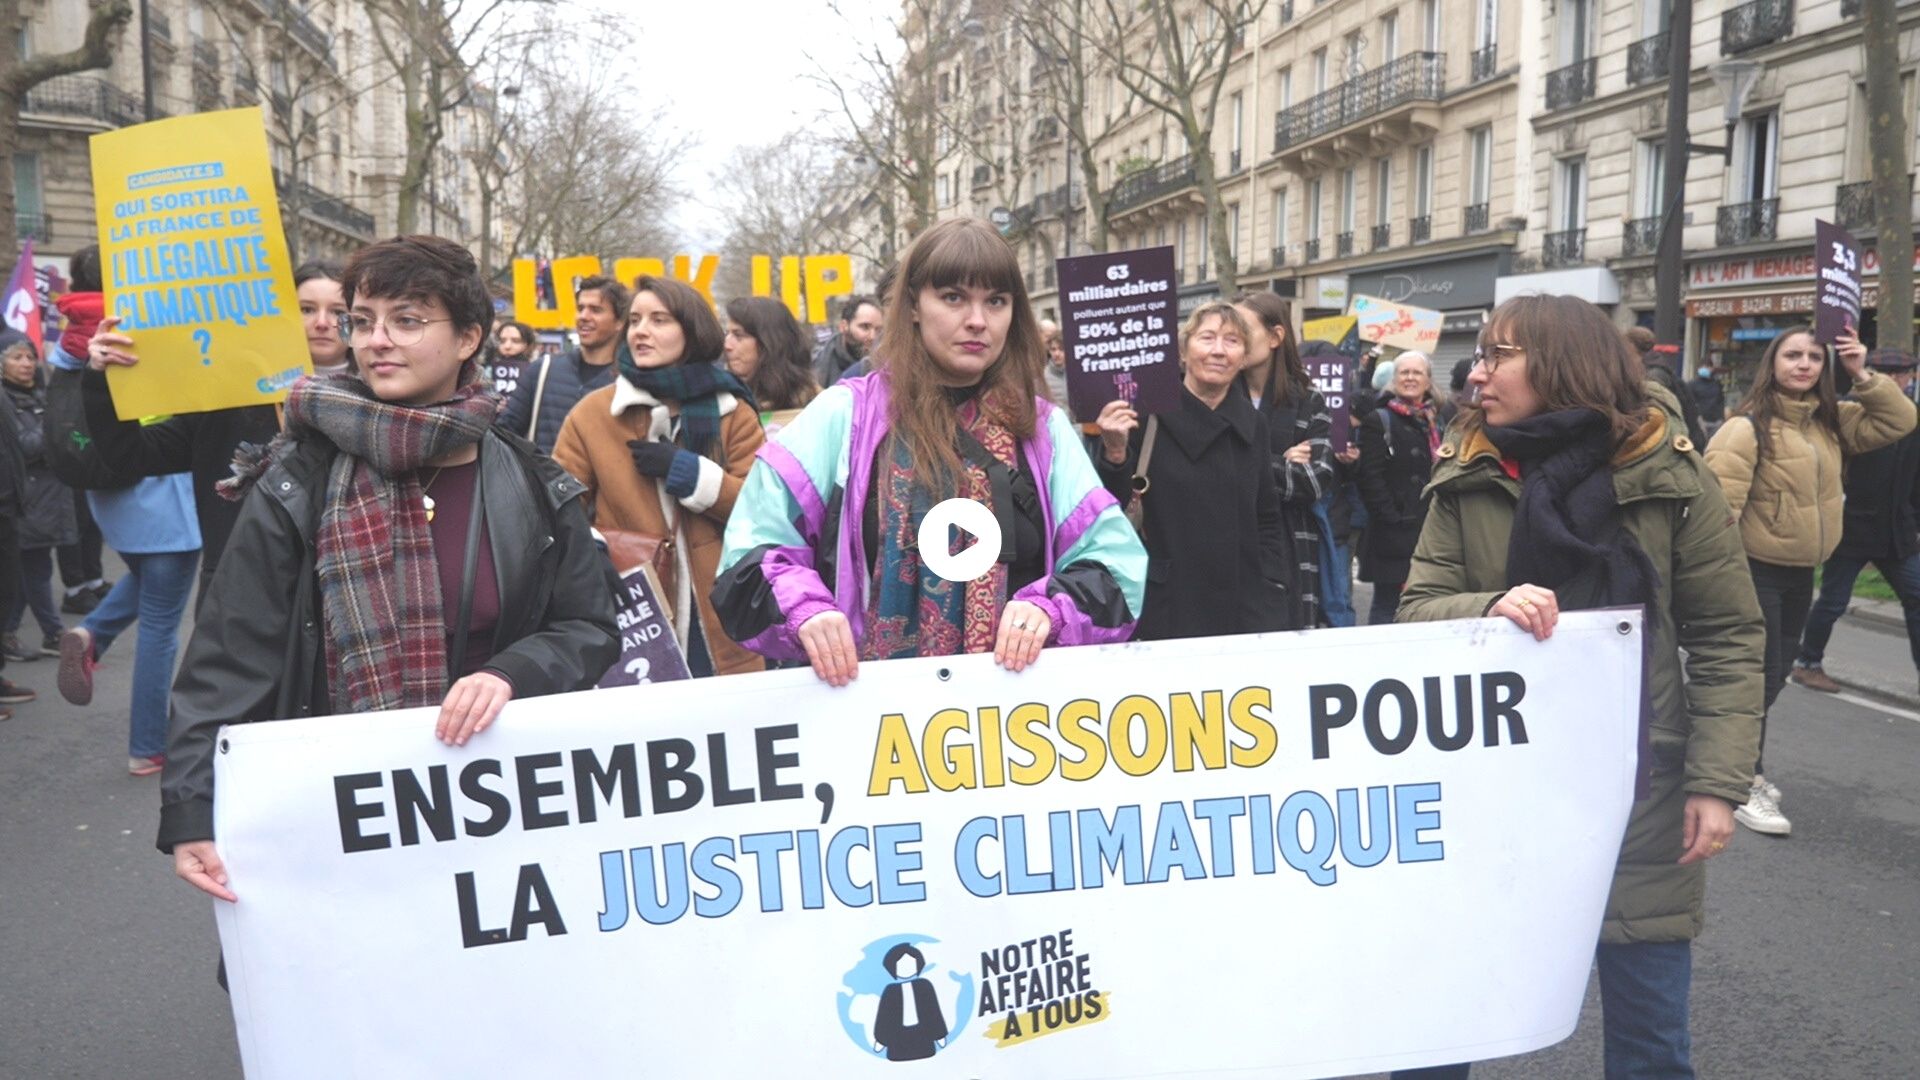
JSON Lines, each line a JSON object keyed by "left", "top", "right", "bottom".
{"left": 552, "top": 380, "right": 767, "bottom": 676}
{"left": 1704, "top": 371, "right": 1917, "bottom": 567}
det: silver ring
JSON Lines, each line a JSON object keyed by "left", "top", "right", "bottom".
{"left": 1013, "top": 618, "right": 1028, "bottom": 630}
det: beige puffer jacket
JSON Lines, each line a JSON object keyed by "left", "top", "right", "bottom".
{"left": 1704, "top": 371, "right": 1917, "bottom": 566}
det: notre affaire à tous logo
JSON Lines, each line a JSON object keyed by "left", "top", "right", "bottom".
{"left": 980, "top": 928, "right": 1108, "bottom": 1047}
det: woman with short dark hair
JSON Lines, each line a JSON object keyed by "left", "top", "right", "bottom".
{"left": 160, "top": 235, "right": 620, "bottom": 901}
{"left": 552, "top": 275, "right": 768, "bottom": 677}
{"left": 1235, "top": 290, "right": 1330, "bottom": 628}
{"left": 723, "top": 295, "right": 820, "bottom": 418}
{"left": 1394, "top": 293, "right": 1765, "bottom": 1080}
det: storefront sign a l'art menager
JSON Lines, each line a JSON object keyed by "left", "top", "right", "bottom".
{"left": 1689, "top": 245, "right": 1920, "bottom": 289}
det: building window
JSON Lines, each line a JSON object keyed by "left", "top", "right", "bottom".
{"left": 1414, "top": 145, "right": 1434, "bottom": 218}
{"left": 937, "top": 174, "right": 950, "bottom": 206}
{"left": 1380, "top": 11, "right": 1399, "bottom": 62}
{"left": 1307, "top": 177, "right": 1323, "bottom": 240}
{"left": 1637, "top": 139, "right": 1666, "bottom": 219}
{"left": 1468, "top": 126, "right": 1493, "bottom": 207}
{"left": 1343, "top": 32, "right": 1364, "bottom": 78}
{"left": 1199, "top": 212, "right": 1211, "bottom": 277}
{"left": 1273, "top": 187, "right": 1289, "bottom": 250}
{"left": 14, "top": 153, "right": 43, "bottom": 223}
{"left": 1477, "top": 0, "right": 1500, "bottom": 49}
{"left": 1312, "top": 48, "right": 1328, "bottom": 93}
{"left": 1735, "top": 110, "right": 1779, "bottom": 203}
{"left": 1279, "top": 67, "right": 1292, "bottom": 110}
{"left": 1176, "top": 219, "right": 1188, "bottom": 274}
{"left": 1230, "top": 91, "right": 1244, "bottom": 165}
{"left": 1339, "top": 168, "right": 1356, "bottom": 232}
{"left": 1422, "top": 0, "right": 1441, "bottom": 51}
{"left": 1374, "top": 158, "right": 1392, "bottom": 226}
{"left": 1229, "top": 203, "right": 1240, "bottom": 263}
{"left": 1559, "top": 0, "right": 1594, "bottom": 63}
{"left": 1557, "top": 156, "right": 1587, "bottom": 230}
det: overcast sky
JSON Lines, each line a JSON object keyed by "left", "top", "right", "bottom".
{"left": 618, "top": 0, "right": 899, "bottom": 253}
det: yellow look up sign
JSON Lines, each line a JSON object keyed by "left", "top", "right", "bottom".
{"left": 91, "top": 107, "right": 307, "bottom": 419}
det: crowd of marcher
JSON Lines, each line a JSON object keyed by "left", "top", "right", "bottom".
{"left": 2, "top": 211, "right": 1913, "bottom": 1079}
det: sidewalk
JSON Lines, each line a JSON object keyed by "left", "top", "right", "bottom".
{"left": 1351, "top": 583, "right": 1917, "bottom": 709}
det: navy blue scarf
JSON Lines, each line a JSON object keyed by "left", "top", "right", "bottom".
{"left": 614, "top": 343, "right": 756, "bottom": 457}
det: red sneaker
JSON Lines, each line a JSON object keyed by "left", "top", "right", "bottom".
{"left": 58, "top": 627, "right": 95, "bottom": 706}
{"left": 128, "top": 754, "right": 164, "bottom": 777}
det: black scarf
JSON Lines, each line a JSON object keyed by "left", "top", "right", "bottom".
{"left": 1484, "top": 408, "right": 1655, "bottom": 610}
{"left": 614, "top": 343, "right": 757, "bottom": 458}
{"left": 1486, "top": 407, "right": 1657, "bottom": 799}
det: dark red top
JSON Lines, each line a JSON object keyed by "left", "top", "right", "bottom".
{"left": 422, "top": 460, "right": 501, "bottom": 679}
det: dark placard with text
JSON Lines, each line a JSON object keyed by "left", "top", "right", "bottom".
{"left": 597, "top": 565, "right": 690, "bottom": 688}
{"left": 1057, "top": 247, "right": 1182, "bottom": 419}
{"left": 1310, "top": 355, "right": 1353, "bottom": 454}
{"left": 1814, "top": 219, "right": 1863, "bottom": 345}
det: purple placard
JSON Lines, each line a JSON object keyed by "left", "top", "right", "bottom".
{"left": 597, "top": 565, "right": 691, "bottom": 688}
{"left": 489, "top": 358, "right": 529, "bottom": 398}
{"left": 1309, "top": 355, "right": 1352, "bottom": 454}
{"left": 1814, "top": 219, "right": 1863, "bottom": 345}
{"left": 1057, "top": 246, "right": 1182, "bottom": 419}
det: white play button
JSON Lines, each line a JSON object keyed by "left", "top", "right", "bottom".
{"left": 918, "top": 498, "right": 1002, "bottom": 583}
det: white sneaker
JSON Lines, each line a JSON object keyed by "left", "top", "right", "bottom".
{"left": 1734, "top": 778, "right": 1791, "bottom": 837}
{"left": 1756, "top": 773, "right": 1782, "bottom": 804}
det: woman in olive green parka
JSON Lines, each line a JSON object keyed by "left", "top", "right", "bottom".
{"left": 1393, "top": 295, "right": 1762, "bottom": 1080}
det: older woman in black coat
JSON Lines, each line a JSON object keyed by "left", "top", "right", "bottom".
{"left": 1093, "top": 302, "right": 1290, "bottom": 640}
{"left": 1356, "top": 350, "right": 1443, "bottom": 625}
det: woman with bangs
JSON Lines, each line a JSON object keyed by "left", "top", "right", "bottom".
{"left": 1703, "top": 323, "right": 1913, "bottom": 836}
{"left": 1394, "top": 294, "right": 1763, "bottom": 1080}
{"left": 714, "top": 217, "right": 1145, "bottom": 684}
{"left": 1092, "top": 302, "right": 1292, "bottom": 640}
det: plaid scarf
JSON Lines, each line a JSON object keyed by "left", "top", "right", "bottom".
{"left": 252, "top": 372, "right": 498, "bottom": 712}
{"left": 1386, "top": 395, "right": 1443, "bottom": 455}
{"left": 615, "top": 342, "right": 755, "bottom": 457}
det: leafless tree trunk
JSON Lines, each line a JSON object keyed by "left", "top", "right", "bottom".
{"left": 1864, "top": 0, "right": 1912, "bottom": 352}
{"left": 1016, "top": 0, "right": 1135, "bottom": 253}
{"left": 0, "top": 0, "right": 133, "bottom": 256}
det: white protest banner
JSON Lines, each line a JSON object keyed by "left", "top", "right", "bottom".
{"left": 212, "top": 611, "right": 1642, "bottom": 1078}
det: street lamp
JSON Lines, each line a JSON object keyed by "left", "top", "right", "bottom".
{"left": 1691, "top": 60, "right": 1763, "bottom": 164}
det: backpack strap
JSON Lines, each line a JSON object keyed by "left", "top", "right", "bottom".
{"left": 952, "top": 426, "right": 1018, "bottom": 563}
{"left": 524, "top": 356, "right": 553, "bottom": 442}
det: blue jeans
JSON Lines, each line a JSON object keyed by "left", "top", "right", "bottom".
{"left": 1313, "top": 495, "right": 1356, "bottom": 628}
{"left": 1799, "top": 552, "right": 1920, "bottom": 675}
{"left": 1390, "top": 941, "right": 1693, "bottom": 1080}
{"left": 83, "top": 549, "right": 199, "bottom": 758}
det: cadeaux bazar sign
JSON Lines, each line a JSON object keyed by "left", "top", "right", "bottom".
{"left": 514, "top": 253, "right": 854, "bottom": 329}
{"left": 212, "top": 612, "right": 1643, "bottom": 1079}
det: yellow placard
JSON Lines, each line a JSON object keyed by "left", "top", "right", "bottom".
{"left": 514, "top": 252, "right": 854, "bottom": 329}
{"left": 1302, "top": 314, "right": 1357, "bottom": 345}
{"left": 91, "top": 107, "right": 308, "bottom": 420}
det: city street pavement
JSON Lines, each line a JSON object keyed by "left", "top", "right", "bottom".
{"left": 1, "top": 567, "right": 1914, "bottom": 1078}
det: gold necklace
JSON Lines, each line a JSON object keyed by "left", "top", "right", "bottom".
{"left": 421, "top": 467, "right": 447, "bottom": 523}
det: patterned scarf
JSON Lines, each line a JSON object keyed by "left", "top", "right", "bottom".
{"left": 861, "top": 401, "right": 1013, "bottom": 661}
{"left": 1386, "top": 395, "right": 1443, "bottom": 455}
{"left": 614, "top": 343, "right": 756, "bottom": 457}
{"left": 237, "top": 372, "right": 498, "bottom": 712}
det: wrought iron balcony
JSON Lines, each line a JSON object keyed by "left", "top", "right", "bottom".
{"left": 1628, "top": 33, "right": 1670, "bottom": 87}
{"left": 1027, "top": 183, "right": 1073, "bottom": 220}
{"left": 21, "top": 74, "right": 144, "bottom": 128}
{"left": 16, "top": 213, "right": 50, "bottom": 243}
{"left": 1271, "top": 246, "right": 1287, "bottom": 268}
{"left": 1305, "top": 237, "right": 1321, "bottom": 262}
{"left": 971, "top": 164, "right": 993, "bottom": 189}
{"left": 1623, "top": 215, "right": 1662, "bottom": 258}
{"left": 1335, "top": 232, "right": 1354, "bottom": 257}
{"left": 271, "top": 168, "right": 376, "bottom": 238}
{"left": 1228, "top": 149, "right": 1243, "bottom": 173}
{"left": 1837, "top": 176, "right": 1914, "bottom": 231}
{"left": 1273, "top": 52, "right": 1445, "bottom": 159}
{"left": 192, "top": 38, "right": 219, "bottom": 72}
{"left": 1545, "top": 56, "right": 1597, "bottom": 111}
{"left": 1542, "top": 228, "right": 1586, "bottom": 268}
{"left": 1410, "top": 214, "right": 1432, "bottom": 243}
{"left": 1371, "top": 223, "right": 1392, "bottom": 251}
{"left": 1032, "top": 117, "right": 1060, "bottom": 144}
{"left": 146, "top": 8, "right": 171, "bottom": 44}
{"left": 236, "top": 69, "right": 258, "bottom": 94}
{"left": 1044, "top": 264, "right": 1056, "bottom": 288}
{"left": 1465, "top": 202, "right": 1490, "bottom": 233}
{"left": 1716, "top": 197, "right": 1779, "bottom": 245}
{"left": 1842, "top": 0, "right": 1858, "bottom": 14}
{"left": 1470, "top": 44, "right": 1498, "bottom": 83}
{"left": 1109, "top": 153, "right": 1199, "bottom": 213}
{"left": 1722, "top": 0, "right": 1792, "bottom": 56}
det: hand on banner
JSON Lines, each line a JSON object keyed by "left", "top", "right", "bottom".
{"left": 994, "top": 599, "right": 1051, "bottom": 672}
{"left": 87, "top": 316, "right": 139, "bottom": 370}
{"left": 1835, "top": 325, "right": 1868, "bottom": 379}
{"left": 1490, "top": 583, "right": 1559, "bottom": 641}
{"left": 1336, "top": 445, "right": 1360, "bottom": 465}
{"left": 1678, "top": 794, "right": 1735, "bottom": 865}
{"left": 174, "top": 840, "right": 238, "bottom": 902}
{"left": 1283, "top": 440, "right": 1314, "bottom": 466}
{"left": 798, "top": 610, "right": 859, "bottom": 687}
{"left": 1095, "top": 399, "right": 1139, "bottom": 465}
{"left": 436, "top": 671, "right": 514, "bottom": 746}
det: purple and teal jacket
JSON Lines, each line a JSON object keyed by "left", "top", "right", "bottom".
{"left": 713, "top": 371, "right": 1146, "bottom": 661}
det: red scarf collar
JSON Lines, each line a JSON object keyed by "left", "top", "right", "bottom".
{"left": 56, "top": 292, "right": 105, "bottom": 361}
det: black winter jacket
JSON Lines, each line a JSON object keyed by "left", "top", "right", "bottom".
{"left": 497, "top": 349, "right": 616, "bottom": 454}
{"left": 1834, "top": 422, "right": 1920, "bottom": 562}
{"left": 156, "top": 429, "right": 620, "bottom": 852}
{"left": 3, "top": 377, "right": 77, "bottom": 548}
{"left": 80, "top": 369, "right": 277, "bottom": 578}
{"left": 1095, "top": 386, "right": 1290, "bottom": 640}
{"left": 0, "top": 384, "right": 23, "bottom": 515}
{"left": 1258, "top": 386, "right": 1334, "bottom": 628}
{"left": 1355, "top": 393, "right": 1439, "bottom": 585}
